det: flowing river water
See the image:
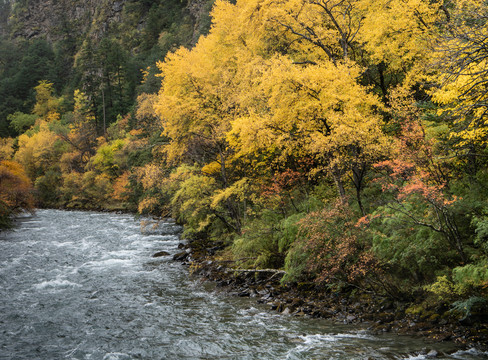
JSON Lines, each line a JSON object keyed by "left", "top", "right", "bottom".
{"left": 0, "top": 209, "right": 487, "bottom": 360}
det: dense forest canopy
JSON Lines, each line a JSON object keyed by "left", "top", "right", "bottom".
{"left": 1, "top": 0, "right": 488, "bottom": 320}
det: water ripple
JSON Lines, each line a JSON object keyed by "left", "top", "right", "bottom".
{"left": 0, "top": 209, "right": 485, "bottom": 360}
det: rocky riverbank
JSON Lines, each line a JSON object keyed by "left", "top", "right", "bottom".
{"left": 175, "top": 238, "right": 488, "bottom": 352}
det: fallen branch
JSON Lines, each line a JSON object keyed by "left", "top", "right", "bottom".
{"left": 230, "top": 268, "right": 286, "bottom": 282}
{"left": 231, "top": 269, "right": 286, "bottom": 274}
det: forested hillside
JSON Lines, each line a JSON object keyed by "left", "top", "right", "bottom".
{"left": 1, "top": 0, "right": 488, "bottom": 323}
{"left": 0, "top": 0, "right": 213, "bottom": 217}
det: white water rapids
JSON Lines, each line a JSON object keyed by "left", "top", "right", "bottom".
{"left": 0, "top": 209, "right": 486, "bottom": 359}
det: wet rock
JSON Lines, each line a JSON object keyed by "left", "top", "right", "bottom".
{"left": 381, "top": 325, "right": 392, "bottom": 332}
{"left": 273, "top": 302, "right": 285, "bottom": 312}
{"left": 288, "top": 337, "right": 305, "bottom": 343}
{"left": 380, "top": 300, "right": 395, "bottom": 311}
{"left": 282, "top": 307, "right": 292, "bottom": 315}
{"left": 376, "top": 313, "right": 394, "bottom": 324}
{"left": 173, "top": 251, "right": 189, "bottom": 261}
{"left": 256, "top": 288, "right": 268, "bottom": 295}
{"left": 152, "top": 251, "right": 170, "bottom": 258}
{"left": 207, "top": 243, "right": 225, "bottom": 255}
{"left": 435, "top": 333, "right": 451, "bottom": 342}
{"left": 426, "top": 350, "right": 438, "bottom": 358}
{"left": 291, "top": 298, "right": 303, "bottom": 307}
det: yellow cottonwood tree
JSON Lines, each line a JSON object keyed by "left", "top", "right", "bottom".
{"left": 357, "top": 0, "right": 442, "bottom": 71}
{"left": 0, "top": 138, "right": 14, "bottom": 161}
{"left": 154, "top": 21, "right": 244, "bottom": 185}
{"left": 230, "top": 56, "right": 390, "bottom": 211}
{"left": 0, "top": 160, "right": 34, "bottom": 227}
{"left": 154, "top": 0, "right": 394, "bottom": 219}
{"left": 430, "top": 1, "right": 488, "bottom": 149}
{"left": 0, "top": 160, "right": 34, "bottom": 211}
{"left": 15, "top": 124, "right": 60, "bottom": 180}
{"left": 32, "top": 80, "right": 61, "bottom": 123}
{"left": 14, "top": 82, "right": 64, "bottom": 181}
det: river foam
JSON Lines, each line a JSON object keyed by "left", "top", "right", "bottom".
{"left": 1, "top": 209, "right": 486, "bottom": 360}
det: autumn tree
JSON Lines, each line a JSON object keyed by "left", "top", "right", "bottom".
{"left": 0, "top": 160, "right": 34, "bottom": 228}
{"left": 32, "top": 80, "right": 61, "bottom": 122}
{"left": 14, "top": 81, "right": 66, "bottom": 206}
{"left": 431, "top": 1, "right": 488, "bottom": 169}
{"left": 154, "top": 18, "right": 249, "bottom": 234}
{"left": 59, "top": 90, "right": 98, "bottom": 173}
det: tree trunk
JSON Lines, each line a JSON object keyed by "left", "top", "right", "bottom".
{"left": 332, "top": 167, "right": 347, "bottom": 202}
{"left": 352, "top": 164, "right": 366, "bottom": 216}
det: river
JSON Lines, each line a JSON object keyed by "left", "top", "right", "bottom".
{"left": 0, "top": 209, "right": 486, "bottom": 360}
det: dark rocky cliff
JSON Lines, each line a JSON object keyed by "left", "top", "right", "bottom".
{"left": 4, "top": 0, "right": 213, "bottom": 47}
{"left": 7, "top": 0, "right": 125, "bottom": 41}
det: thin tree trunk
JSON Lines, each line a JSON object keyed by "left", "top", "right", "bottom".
{"left": 332, "top": 167, "right": 346, "bottom": 202}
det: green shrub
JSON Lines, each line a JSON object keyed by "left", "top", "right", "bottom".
{"left": 452, "top": 261, "right": 488, "bottom": 294}
{"left": 451, "top": 296, "right": 487, "bottom": 320}
{"left": 370, "top": 203, "right": 453, "bottom": 283}
{"left": 232, "top": 210, "right": 283, "bottom": 269}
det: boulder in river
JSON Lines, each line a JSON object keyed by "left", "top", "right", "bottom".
{"left": 282, "top": 307, "right": 292, "bottom": 315}
{"left": 152, "top": 251, "right": 170, "bottom": 258}
{"left": 173, "top": 251, "right": 189, "bottom": 261}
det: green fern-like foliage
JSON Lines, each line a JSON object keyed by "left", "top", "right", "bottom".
{"left": 451, "top": 296, "right": 487, "bottom": 320}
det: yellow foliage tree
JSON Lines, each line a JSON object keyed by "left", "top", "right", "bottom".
{"left": 230, "top": 56, "right": 390, "bottom": 212}
{"left": 0, "top": 160, "right": 34, "bottom": 219}
{"left": 15, "top": 125, "right": 60, "bottom": 180}
{"left": 357, "top": 0, "right": 442, "bottom": 72}
{"left": 32, "top": 80, "right": 61, "bottom": 123}
{"left": 430, "top": 1, "right": 488, "bottom": 150}
{"left": 0, "top": 138, "right": 14, "bottom": 161}
{"left": 153, "top": 0, "right": 397, "bottom": 220}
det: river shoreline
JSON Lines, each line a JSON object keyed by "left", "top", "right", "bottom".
{"left": 180, "top": 237, "right": 488, "bottom": 352}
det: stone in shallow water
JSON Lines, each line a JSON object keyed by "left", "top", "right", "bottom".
{"left": 173, "top": 250, "right": 189, "bottom": 261}
{"left": 427, "top": 349, "right": 439, "bottom": 358}
{"left": 152, "top": 251, "right": 170, "bottom": 257}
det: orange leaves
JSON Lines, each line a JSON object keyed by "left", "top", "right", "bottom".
{"left": 260, "top": 168, "right": 305, "bottom": 209}
{"left": 112, "top": 172, "right": 131, "bottom": 201}
{"left": 297, "top": 200, "right": 378, "bottom": 284}
{"left": 0, "top": 160, "right": 34, "bottom": 212}
{"left": 0, "top": 138, "right": 14, "bottom": 161}
{"left": 374, "top": 117, "right": 457, "bottom": 209}
{"left": 375, "top": 159, "right": 416, "bottom": 181}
